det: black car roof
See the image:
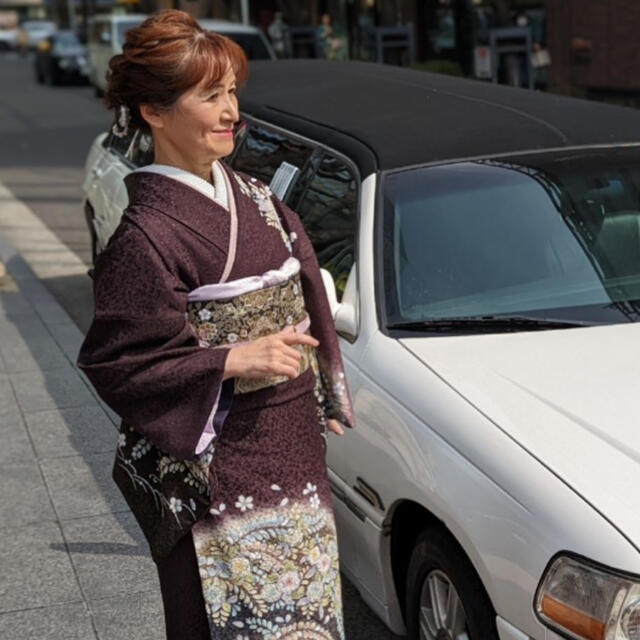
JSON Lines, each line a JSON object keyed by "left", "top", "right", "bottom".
{"left": 239, "top": 60, "right": 640, "bottom": 175}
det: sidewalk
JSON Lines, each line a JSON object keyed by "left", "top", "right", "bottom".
{"left": 0, "top": 233, "right": 165, "bottom": 639}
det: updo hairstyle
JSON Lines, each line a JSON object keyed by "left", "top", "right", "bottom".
{"left": 105, "top": 10, "right": 248, "bottom": 132}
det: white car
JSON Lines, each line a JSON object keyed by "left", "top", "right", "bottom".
{"left": 0, "top": 25, "right": 18, "bottom": 51}
{"left": 87, "top": 15, "right": 275, "bottom": 97}
{"left": 83, "top": 60, "right": 640, "bottom": 640}
{"left": 17, "top": 19, "right": 56, "bottom": 51}
{"left": 87, "top": 14, "right": 148, "bottom": 97}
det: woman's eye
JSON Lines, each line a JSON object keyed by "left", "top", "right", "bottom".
{"left": 207, "top": 93, "right": 219, "bottom": 102}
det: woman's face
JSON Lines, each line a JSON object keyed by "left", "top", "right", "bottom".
{"left": 151, "top": 64, "right": 239, "bottom": 166}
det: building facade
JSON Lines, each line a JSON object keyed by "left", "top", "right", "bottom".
{"left": 546, "top": 0, "right": 640, "bottom": 95}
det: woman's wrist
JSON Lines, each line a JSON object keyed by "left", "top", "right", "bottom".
{"left": 222, "top": 347, "right": 241, "bottom": 380}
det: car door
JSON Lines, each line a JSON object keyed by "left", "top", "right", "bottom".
{"left": 287, "top": 150, "right": 366, "bottom": 579}
{"left": 231, "top": 119, "right": 368, "bottom": 579}
{"left": 87, "top": 130, "right": 134, "bottom": 253}
{"left": 231, "top": 119, "right": 361, "bottom": 475}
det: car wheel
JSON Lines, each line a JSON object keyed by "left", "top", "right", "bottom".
{"left": 405, "top": 527, "right": 498, "bottom": 640}
{"left": 35, "top": 67, "right": 44, "bottom": 83}
{"left": 94, "top": 84, "right": 104, "bottom": 98}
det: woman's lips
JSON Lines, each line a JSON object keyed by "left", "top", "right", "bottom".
{"left": 212, "top": 129, "right": 233, "bottom": 137}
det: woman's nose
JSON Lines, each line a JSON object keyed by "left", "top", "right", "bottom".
{"left": 222, "top": 95, "right": 239, "bottom": 123}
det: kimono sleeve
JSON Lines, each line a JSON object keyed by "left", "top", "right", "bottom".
{"left": 273, "top": 198, "right": 355, "bottom": 430}
{"left": 77, "top": 221, "right": 233, "bottom": 460}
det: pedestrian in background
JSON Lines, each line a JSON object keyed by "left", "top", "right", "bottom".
{"left": 317, "top": 13, "right": 343, "bottom": 60}
{"left": 78, "top": 10, "right": 354, "bottom": 639}
{"left": 267, "top": 11, "right": 289, "bottom": 58}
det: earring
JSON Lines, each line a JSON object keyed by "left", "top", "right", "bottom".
{"left": 112, "top": 104, "right": 131, "bottom": 138}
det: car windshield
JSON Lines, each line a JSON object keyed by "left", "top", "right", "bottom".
{"left": 383, "top": 147, "right": 640, "bottom": 329}
{"left": 55, "top": 31, "right": 79, "bottom": 46}
{"left": 116, "top": 20, "right": 142, "bottom": 46}
{"left": 23, "top": 21, "right": 55, "bottom": 31}
{"left": 224, "top": 32, "right": 271, "bottom": 59}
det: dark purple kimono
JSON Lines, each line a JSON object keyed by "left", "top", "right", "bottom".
{"left": 78, "top": 161, "right": 354, "bottom": 640}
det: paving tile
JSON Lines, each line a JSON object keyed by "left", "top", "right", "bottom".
{"left": 0, "top": 252, "right": 37, "bottom": 283}
{"left": 35, "top": 298, "right": 75, "bottom": 325}
{"left": 46, "top": 321, "right": 84, "bottom": 361}
{"left": 90, "top": 591, "right": 165, "bottom": 640}
{"left": 25, "top": 406, "right": 117, "bottom": 459}
{"left": 10, "top": 363, "right": 96, "bottom": 413}
{"left": 10, "top": 277, "right": 51, "bottom": 303}
{"left": 0, "top": 602, "right": 96, "bottom": 640}
{"left": 0, "top": 521, "right": 82, "bottom": 612}
{"left": 0, "top": 234, "right": 18, "bottom": 265}
{"left": 0, "top": 314, "right": 51, "bottom": 343}
{"left": 1, "top": 335, "right": 70, "bottom": 373}
{"left": 98, "top": 400, "right": 120, "bottom": 428}
{"left": 0, "top": 459, "right": 55, "bottom": 526}
{"left": 0, "top": 373, "right": 18, "bottom": 415}
{"left": 0, "top": 291, "right": 32, "bottom": 319}
{"left": 39, "top": 452, "right": 126, "bottom": 520}
{"left": 61, "top": 511, "right": 157, "bottom": 600}
{"left": 0, "top": 408, "right": 34, "bottom": 463}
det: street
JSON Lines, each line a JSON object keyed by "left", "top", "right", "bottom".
{"left": 0, "top": 52, "right": 402, "bottom": 639}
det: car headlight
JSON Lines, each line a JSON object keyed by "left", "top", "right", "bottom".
{"left": 536, "top": 554, "right": 640, "bottom": 640}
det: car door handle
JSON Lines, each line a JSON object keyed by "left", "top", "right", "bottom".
{"left": 91, "top": 167, "right": 104, "bottom": 178}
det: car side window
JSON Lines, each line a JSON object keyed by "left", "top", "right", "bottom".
{"left": 231, "top": 123, "right": 313, "bottom": 186}
{"left": 294, "top": 153, "right": 358, "bottom": 300}
{"left": 130, "top": 131, "right": 154, "bottom": 168}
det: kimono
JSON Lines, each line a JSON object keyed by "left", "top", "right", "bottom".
{"left": 78, "top": 160, "right": 355, "bottom": 640}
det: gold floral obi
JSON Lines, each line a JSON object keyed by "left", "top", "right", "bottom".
{"left": 186, "top": 258, "right": 316, "bottom": 394}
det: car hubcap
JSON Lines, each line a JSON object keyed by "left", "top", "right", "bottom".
{"left": 419, "top": 570, "right": 469, "bottom": 640}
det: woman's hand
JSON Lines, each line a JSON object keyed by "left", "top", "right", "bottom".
{"left": 327, "top": 419, "right": 344, "bottom": 436}
{"left": 223, "top": 327, "right": 319, "bottom": 381}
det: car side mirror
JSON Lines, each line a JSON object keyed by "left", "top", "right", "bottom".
{"left": 320, "top": 268, "right": 340, "bottom": 317}
{"left": 320, "top": 267, "right": 358, "bottom": 341}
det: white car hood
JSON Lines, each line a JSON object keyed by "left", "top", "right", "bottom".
{"left": 401, "top": 323, "right": 640, "bottom": 546}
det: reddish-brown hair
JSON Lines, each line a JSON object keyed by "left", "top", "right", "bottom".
{"left": 105, "top": 10, "right": 248, "bottom": 131}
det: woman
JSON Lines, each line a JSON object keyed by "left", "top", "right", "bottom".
{"left": 78, "top": 10, "right": 354, "bottom": 640}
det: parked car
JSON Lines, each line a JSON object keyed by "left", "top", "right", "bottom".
{"left": 199, "top": 19, "right": 276, "bottom": 61}
{"left": 83, "top": 60, "right": 640, "bottom": 640}
{"left": 0, "top": 25, "right": 18, "bottom": 51}
{"left": 35, "top": 30, "right": 88, "bottom": 85}
{"left": 87, "top": 15, "right": 274, "bottom": 99}
{"left": 87, "top": 14, "right": 147, "bottom": 97}
{"left": 17, "top": 19, "right": 56, "bottom": 52}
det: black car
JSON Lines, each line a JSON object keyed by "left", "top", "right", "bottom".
{"left": 35, "top": 30, "right": 88, "bottom": 85}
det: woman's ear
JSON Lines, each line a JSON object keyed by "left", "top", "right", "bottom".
{"left": 140, "top": 104, "right": 164, "bottom": 130}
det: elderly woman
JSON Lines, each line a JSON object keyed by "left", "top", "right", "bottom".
{"left": 78, "top": 10, "right": 354, "bottom": 640}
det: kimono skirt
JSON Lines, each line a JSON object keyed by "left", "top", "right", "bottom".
{"left": 160, "top": 259, "right": 346, "bottom": 640}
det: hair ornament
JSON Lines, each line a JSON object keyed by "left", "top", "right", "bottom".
{"left": 112, "top": 104, "right": 131, "bottom": 138}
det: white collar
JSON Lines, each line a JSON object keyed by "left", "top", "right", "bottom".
{"left": 134, "top": 161, "right": 229, "bottom": 210}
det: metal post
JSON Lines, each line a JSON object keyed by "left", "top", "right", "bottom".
{"left": 240, "top": 0, "right": 249, "bottom": 25}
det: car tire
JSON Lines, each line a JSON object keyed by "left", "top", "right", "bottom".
{"left": 405, "top": 527, "right": 498, "bottom": 640}
{"left": 94, "top": 84, "right": 104, "bottom": 98}
{"left": 35, "top": 68, "right": 44, "bottom": 83}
